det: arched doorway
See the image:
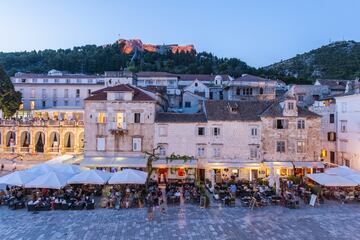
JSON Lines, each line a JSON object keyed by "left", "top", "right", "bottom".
{"left": 35, "top": 132, "right": 45, "bottom": 153}
{"left": 20, "top": 131, "right": 31, "bottom": 152}
{"left": 79, "top": 132, "right": 84, "bottom": 150}
{"left": 64, "top": 132, "right": 75, "bottom": 152}
{"left": 49, "top": 132, "right": 60, "bottom": 152}
{"left": 6, "top": 131, "right": 16, "bottom": 147}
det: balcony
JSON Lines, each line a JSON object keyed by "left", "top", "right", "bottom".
{"left": 109, "top": 122, "right": 128, "bottom": 135}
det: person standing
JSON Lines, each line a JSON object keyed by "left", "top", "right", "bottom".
{"left": 147, "top": 193, "right": 154, "bottom": 221}
{"left": 1, "top": 163, "right": 4, "bottom": 171}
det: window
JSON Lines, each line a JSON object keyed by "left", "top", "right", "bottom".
{"left": 297, "top": 141, "right": 305, "bottom": 153}
{"left": 134, "top": 113, "right": 141, "bottom": 123}
{"left": 288, "top": 102, "right": 294, "bottom": 110}
{"left": 251, "top": 128, "right": 258, "bottom": 136}
{"left": 88, "top": 79, "right": 93, "bottom": 84}
{"left": 76, "top": 79, "right": 81, "bottom": 83}
{"left": 297, "top": 119, "right": 305, "bottom": 129}
{"left": 64, "top": 89, "right": 69, "bottom": 98}
{"left": 276, "top": 141, "right": 286, "bottom": 153}
{"left": 219, "top": 91, "right": 223, "bottom": 100}
{"left": 132, "top": 138, "right": 142, "bottom": 152}
{"left": 42, "top": 89, "right": 47, "bottom": 98}
{"left": 184, "top": 102, "right": 191, "bottom": 108}
{"left": 32, "top": 78, "right": 37, "bottom": 83}
{"left": 341, "top": 102, "right": 347, "bottom": 113}
{"left": 298, "top": 95, "right": 304, "bottom": 102}
{"left": 327, "top": 132, "right": 336, "bottom": 141}
{"left": 43, "top": 79, "right": 48, "bottom": 83}
{"left": 42, "top": 101, "right": 46, "bottom": 108}
{"left": 66, "top": 79, "right": 70, "bottom": 84}
{"left": 197, "top": 146, "right": 205, "bottom": 157}
{"left": 76, "top": 89, "right": 80, "bottom": 98}
{"left": 53, "top": 89, "right": 57, "bottom": 98}
{"left": 75, "top": 100, "right": 80, "bottom": 106}
{"left": 30, "top": 89, "right": 36, "bottom": 98}
{"left": 159, "top": 126, "right": 168, "bottom": 136}
{"left": 96, "top": 137, "right": 105, "bottom": 151}
{"left": 259, "top": 88, "right": 264, "bottom": 95}
{"left": 97, "top": 112, "right": 106, "bottom": 123}
{"left": 236, "top": 87, "right": 241, "bottom": 95}
{"left": 340, "top": 120, "right": 347, "bottom": 132}
{"left": 55, "top": 79, "right": 59, "bottom": 83}
{"left": 197, "top": 127, "right": 205, "bottom": 136}
{"left": 194, "top": 82, "right": 198, "bottom": 87}
{"left": 250, "top": 145, "right": 258, "bottom": 159}
{"left": 329, "top": 114, "right": 335, "bottom": 123}
{"left": 53, "top": 101, "right": 57, "bottom": 107}
{"left": 159, "top": 146, "right": 166, "bottom": 156}
{"left": 213, "top": 147, "right": 221, "bottom": 157}
{"left": 116, "top": 112, "right": 124, "bottom": 128}
{"left": 64, "top": 100, "right": 69, "bottom": 106}
{"left": 276, "top": 119, "right": 288, "bottom": 129}
{"left": 21, "top": 78, "right": 26, "bottom": 83}
{"left": 321, "top": 149, "right": 327, "bottom": 158}
{"left": 213, "top": 127, "right": 221, "bottom": 136}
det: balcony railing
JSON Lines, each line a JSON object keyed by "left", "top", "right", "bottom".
{"left": 0, "top": 119, "right": 84, "bottom": 127}
{"left": 20, "top": 147, "right": 30, "bottom": 153}
{"left": 109, "top": 122, "right": 128, "bottom": 135}
{"left": 63, "top": 147, "right": 74, "bottom": 153}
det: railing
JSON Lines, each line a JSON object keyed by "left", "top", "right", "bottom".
{"left": 63, "top": 147, "right": 74, "bottom": 153}
{"left": 49, "top": 147, "right": 60, "bottom": 153}
{"left": 0, "top": 119, "right": 84, "bottom": 127}
{"left": 310, "top": 105, "right": 336, "bottom": 113}
{"left": 20, "top": 147, "right": 30, "bottom": 153}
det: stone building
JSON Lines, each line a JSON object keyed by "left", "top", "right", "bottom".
{"left": 0, "top": 109, "right": 85, "bottom": 155}
{"left": 224, "top": 74, "right": 277, "bottom": 101}
{"left": 81, "top": 84, "right": 166, "bottom": 169}
{"left": 261, "top": 96, "right": 322, "bottom": 175}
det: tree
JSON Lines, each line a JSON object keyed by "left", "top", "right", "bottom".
{"left": 144, "top": 146, "right": 194, "bottom": 190}
{"left": 0, "top": 66, "right": 21, "bottom": 118}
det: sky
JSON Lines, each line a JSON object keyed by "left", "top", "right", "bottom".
{"left": 1, "top": 0, "right": 360, "bottom": 67}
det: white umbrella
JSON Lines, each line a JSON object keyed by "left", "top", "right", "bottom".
{"left": 25, "top": 172, "right": 72, "bottom": 189}
{"left": 325, "top": 166, "right": 358, "bottom": 176}
{"left": 108, "top": 169, "right": 147, "bottom": 184}
{"left": 68, "top": 170, "right": 112, "bottom": 185}
{"left": 275, "top": 173, "right": 280, "bottom": 195}
{"left": 28, "top": 163, "right": 82, "bottom": 175}
{"left": 0, "top": 170, "right": 38, "bottom": 187}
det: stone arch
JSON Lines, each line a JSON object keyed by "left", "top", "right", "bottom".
{"left": 49, "top": 131, "right": 60, "bottom": 150}
{"left": 20, "top": 131, "right": 31, "bottom": 148}
{"left": 34, "top": 131, "right": 46, "bottom": 153}
{"left": 6, "top": 131, "right": 16, "bottom": 147}
{"left": 64, "top": 132, "right": 75, "bottom": 150}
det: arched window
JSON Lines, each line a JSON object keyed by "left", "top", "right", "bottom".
{"left": 236, "top": 87, "right": 241, "bottom": 95}
{"left": 259, "top": 88, "right": 264, "bottom": 95}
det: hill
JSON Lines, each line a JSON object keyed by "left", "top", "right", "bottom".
{"left": 0, "top": 42, "right": 256, "bottom": 78}
{"left": 263, "top": 41, "right": 360, "bottom": 81}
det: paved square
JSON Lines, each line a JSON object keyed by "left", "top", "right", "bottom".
{"left": 1, "top": 203, "right": 360, "bottom": 240}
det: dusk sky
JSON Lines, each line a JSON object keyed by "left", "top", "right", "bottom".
{"left": 1, "top": 0, "right": 360, "bottom": 67}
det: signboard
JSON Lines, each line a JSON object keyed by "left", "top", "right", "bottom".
{"left": 309, "top": 194, "right": 317, "bottom": 207}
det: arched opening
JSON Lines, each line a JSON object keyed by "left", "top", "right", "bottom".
{"left": 6, "top": 131, "right": 16, "bottom": 147}
{"left": 64, "top": 132, "right": 75, "bottom": 152}
{"left": 259, "top": 87, "right": 264, "bottom": 95}
{"left": 20, "top": 131, "right": 31, "bottom": 151}
{"left": 49, "top": 132, "right": 60, "bottom": 152}
{"left": 79, "top": 132, "right": 85, "bottom": 150}
{"left": 35, "top": 132, "right": 45, "bottom": 153}
{"left": 236, "top": 87, "right": 241, "bottom": 95}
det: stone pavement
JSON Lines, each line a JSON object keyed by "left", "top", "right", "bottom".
{"left": 1, "top": 203, "right": 360, "bottom": 240}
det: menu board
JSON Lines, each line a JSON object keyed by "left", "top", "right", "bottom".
{"left": 309, "top": 194, "right": 317, "bottom": 207}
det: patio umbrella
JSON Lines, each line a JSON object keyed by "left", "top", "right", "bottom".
{"left": 325, "top": 166, "right": 358, "bottom": 176}
{"left": 108, "top": 169, "right": 147, "bottom": 184}
{"left": 27, "top": 163, "right": 82, "bottom": 175}
{"left": 0, "top": 170, "right": 38, "bottom": 187}
{"left": 25, "top": 171, "right": 72, "bottom": 189}
{"left": 68, "top": 170, "right": 112, "bottom": 185}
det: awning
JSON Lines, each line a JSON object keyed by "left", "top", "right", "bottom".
{"left": 80, "top": 156, "right": 198, "bottom": 168}
{"left": 206, "top": 161, "right": 261, "bottom": 169}
{"left": 264, "top": 161, "right": 293, "bottom": 168}
{"left": 154, "top": 159, "right": 197, "bottom": 168}
{"left": 80, "top": 156, "right": 147, "bottom": 168}
{"left": 293, "top": 161, "right": 324, "bottom": 168}
{"left": 306, "top": 173, "right": 358, "bottom": 187}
